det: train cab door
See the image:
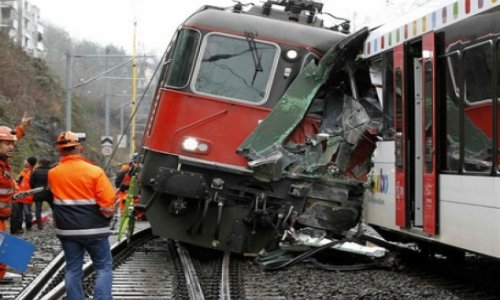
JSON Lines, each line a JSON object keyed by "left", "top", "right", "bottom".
{"left": 393, "top": 33, "right": 438, "bottom": 235}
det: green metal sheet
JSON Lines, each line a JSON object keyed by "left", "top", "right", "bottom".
{"left": 238, "top": 28, "right": 369, "bottom": 160}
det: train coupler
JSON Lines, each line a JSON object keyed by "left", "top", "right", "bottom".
{"left": 168, "top": 197, "right": 188, "bottom": 215}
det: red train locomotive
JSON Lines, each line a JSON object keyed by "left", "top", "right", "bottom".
{"left": 138, "top": 1, "right": 379, "bottom": 254}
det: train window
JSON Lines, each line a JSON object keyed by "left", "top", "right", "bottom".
{"left": 424, "top": 61, "right": 433, "bottom": 173}
{"left": 395, "top": 68, "right": 403, "bottom": 169}
{"left": 464, "top": 42, "right": 493, "bottom": 104}
{"left": 463, "top": 42, "right": 493, "bottom": 173}
{"left": 382, "top": 52, "right": 394, "bottom": 139}
{"left": 443, "top": 52, "right": 460, "bottom": 172}
{"left": 163, "top": 29, "right": 200, "bottom": 88}
{"left": 192, "top": 33, "right": 279, "bottom": 104}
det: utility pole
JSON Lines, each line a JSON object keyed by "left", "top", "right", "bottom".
{"left": 65, "top": 48, "right": 74, "bottom": 131}
{"left": 65, "top": 55, "right": 134, "bottom": 132}
{"left": 105, "top": 47, "right": 111, "bottom": 137}
{"left": 63, "top": 49, "right": 153, "bottom": 158}
{"left": 131, "top": 21, "right": 137, "bottom": 157}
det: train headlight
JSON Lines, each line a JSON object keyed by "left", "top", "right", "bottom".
{"left": 181, "top": 137, "right": 211, "bottom": 154}
{"left": 282, "top": 48, "right": 300, "bottom": 62}
{"left": 286, "top": 49, "right": 298, "bottom": 60}
{"left": 182, "top": 137, "right": 199, "bottom": 151}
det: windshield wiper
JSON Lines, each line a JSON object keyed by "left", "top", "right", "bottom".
{"left": 244, "top": 31, "right": 263, "bottom": 85}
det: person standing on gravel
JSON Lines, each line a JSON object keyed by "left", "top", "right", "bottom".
{"left": 10, "top": 156, "right": 37, "bottom": 234}
{"left": 29, "top": 158, "right": 54, "bottom": 230}
{"left": 48, "top": 131, "right": 115, "bottom": 300}
{"left": 0, "top": 113, "right": 32, "bottom": 282}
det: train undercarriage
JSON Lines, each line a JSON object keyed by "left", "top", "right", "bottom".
{"left": 140, "top": 150, "right": 368, "bottom": 254}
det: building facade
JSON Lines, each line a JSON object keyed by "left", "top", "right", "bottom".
{"left": 0, "top": 0, "right": 43, "bottom": 58}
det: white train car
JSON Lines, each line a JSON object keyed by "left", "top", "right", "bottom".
{"left": 363, "top": 0, "right": 500, "bottom": 259}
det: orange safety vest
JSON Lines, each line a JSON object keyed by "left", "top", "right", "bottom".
{"left": 116, "top": 162, "right": 133, "bottom": 188}
{"left": 48, "top": 155, "right": 116, "bottom": 238}
{"left": 0, "top": 159, "right": 15, "bottom": 218}
{"left": 0, "top": 125, "right": 25, "bottom": 218}
{"left": 15, "top": 166, "right": 34, "bottom": 204}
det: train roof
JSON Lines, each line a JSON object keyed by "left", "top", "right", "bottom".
{"left": 363, "top": 0, "right": 500, "bottom": 58}
{"left": 183, "top": 6, "right": 348, "bottom": 54}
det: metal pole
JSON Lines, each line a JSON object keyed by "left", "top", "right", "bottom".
{"left": 73, "top": 59, "right": 133, "bottom": 89}
{"left": 65, "top": 48, "right": 74, "bottom": 131}
{"left": 105, "top": 47, "right": 110, "bottom": 137}
{"left": 120, "top": 105, "right": 124, "bottom": 135}
{"left": 131, "top": 21, "right": 137, "bottom": 156}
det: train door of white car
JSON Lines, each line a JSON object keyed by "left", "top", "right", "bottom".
{"left": 393, "top": 32, "right": 438, "bottom": 235}
{"left": 413, "top": 56, "right": 424, "bottom": 228}
{"left": 421, "top": 32, "right": 437, "bottom": 235}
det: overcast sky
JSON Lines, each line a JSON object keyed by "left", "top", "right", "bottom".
{"left": 29, "top": 0, "right": 414, "bottom": 55}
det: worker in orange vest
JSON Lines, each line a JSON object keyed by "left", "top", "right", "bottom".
{"left": 114, "top": 153, "right": 143, "bottom": 220}
{"left": 0, "top": 114, "right": 32, "bottom": 282}
{"left": 48, "top": 131, "right": 115, "bottom": 299}
{"left": 10, "top": 156, "right": 37, "bottom": 234}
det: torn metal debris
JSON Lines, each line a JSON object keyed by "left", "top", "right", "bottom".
{"left": 237, "top": 27, "right": 383, "bottom": 234}
{"left": 280, "top": 227, "right": 386, "bottom": 258}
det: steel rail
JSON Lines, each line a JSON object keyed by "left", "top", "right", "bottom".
{"left": 176, "top": 242, "right": 206, "bottom": 300}
{"left": 220, "top": 251, "right": 232, "bottom": 300}
{"left": 16, "top": 251, "right": 65, "bottom": 300}
{"left": 38, "top": 227, "right": 153, "bottom": 300}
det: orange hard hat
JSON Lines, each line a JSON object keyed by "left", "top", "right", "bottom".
{"left": 0, "top": 126, "right": 17, "bottom": 142}
{"left": 55, "top": 131, "right": 81, "bottom": 149}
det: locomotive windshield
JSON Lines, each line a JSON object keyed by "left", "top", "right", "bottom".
{"left": 163, "top": 29, "right": 200, "bottom": 88}
{"left": 192, "top": 33, "right": 279, "bottom": 104}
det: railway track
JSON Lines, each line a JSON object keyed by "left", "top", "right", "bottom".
{"left": 13, "top": 225, "right": 235, "bottom": 299}
{"left": 5, "top": 221, "right": 500, "bottom": 299}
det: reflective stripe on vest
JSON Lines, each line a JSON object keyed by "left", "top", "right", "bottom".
{"left": 0, "top": 202, "right": 11, "bottom": 209}
{"left": 0, "top": 187, "right": 14, "bottom": 195}
{"left": 54, "top": 198, "right": 97, "bottom": 205}
{"left": 55, "top": 227, "right": 110, "bottom": 236}
{"left": 100, "top": 206, "right": 114, "bottom": 213}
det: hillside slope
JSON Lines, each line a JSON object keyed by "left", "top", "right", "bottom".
{"left": 0, "top": 32, "right": 103, "bottom": 173}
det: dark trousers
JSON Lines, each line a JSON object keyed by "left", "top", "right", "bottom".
{"left": 35, "top": 199, "right": 54, "bottom": 223}
{"left": 10, "top": 202, "right": 32, "bottom": 233}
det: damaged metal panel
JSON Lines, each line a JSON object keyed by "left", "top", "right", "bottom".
{"left": 237, "top": 27, "right": 369, "bottom": 161}
{"left": 237, "top": 28, "right": 371, "bottom": 183}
